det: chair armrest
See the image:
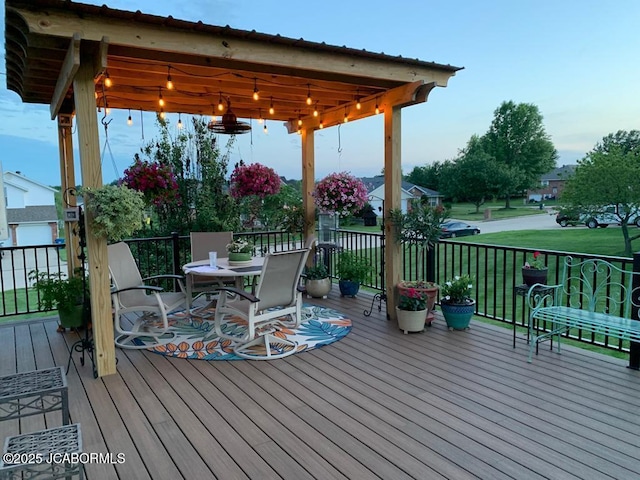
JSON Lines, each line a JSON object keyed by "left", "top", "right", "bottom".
{"left": 526, "top": 283, "right": 561, "bottom": 309}
{"left": 111, "top": 284, "right": 164, "bottom": 294}
{"left": 297, "top": 285, "right": 305, "bottom": 293}
{"left": 215, "top": 286, "right": 260, "bottom": 303}
{"left": 143, "top": 274, "right": 185, "bottom": 282}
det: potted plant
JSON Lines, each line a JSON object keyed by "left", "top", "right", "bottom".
{"left": 226, "top": 239, "right": 255, "bottom": 265}
{"left": 304, "top": 263, "right": 332, "bottom": 298}
{"left": 396, "top": 287, "right": 428, "bottom": 334}
{"left": 397, "top": 280, "right": 439, "bottom": 326}
{"left": 81, "top": 184, "right": 145, "bottom": 242}
{"left": 29, "top": 269, "right": 88, "bottom": 329}
{"left": 389, "top": 202, "right": 449, "bottom": 323}
{"left": 440, "top": 274, "right": 475, "bottom": 330}
{"left": 522, "top": 251, "right": 548, "bottom": 287}
{"left": 335, "top": 250, "right": 372, "bottom": 297}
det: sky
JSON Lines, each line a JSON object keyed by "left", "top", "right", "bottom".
{"left": 1, "top": 0, "right": 639, "bottom": 186}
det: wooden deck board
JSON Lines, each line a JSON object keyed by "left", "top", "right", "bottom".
{"left": 2, "top": 287, "right": 640, "bottom": 480}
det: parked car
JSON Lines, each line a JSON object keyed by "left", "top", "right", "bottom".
{"left": 582, "top": 205, "right": 640, "bottom": 229}
{"left": 555, "top": 207, "right": 581, "bottom": 227}
{"left": 440, "top": 221, "right": 480, "bottom": 238}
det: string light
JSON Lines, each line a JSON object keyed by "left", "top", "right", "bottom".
{"left": 298, "top": 115, "right": 303, "bottom": 127}
{"left": 177, "top": 113, "right": 183, "bottom": 129}
{"left": 319, "top": 119, "right": 324, "bottom": 129}
{"left": 104, "top": 71, "right": 112, "bottom": 88}
{"left": 375, "top": 99, "right": 380, "bottom": 115}
{"left": 257, "top": 109, "right": 264, "bottom": 124}
{"left": 297, "top": 126, "right": 302, "bottom": 135}
{"left": 356, "top": 89, "right": 361, "bottom": 110}
{"left": 313, "top": 102, "right": 319, "bottom": 117}
{"left": 159, "top": 107, "right": 165, "bottom": 119}
{"left": 218, "top": 93, "right": 224, "bottom": 111}
{"left": 269, "top": 97, "right": 275, "bottom": 115}
{"left": 158, "top": 89, "right": 165, "bottom": 107}
{"left": 306, "top": 84, "right": 312, "bottom": 105}
{"left": 343, "top": 107, "right": 348, "bottom": 123}
{"left": 252, "top": 78, "right": 259, "bottom": 101}
{"left": 105, "top": 101, "right": 111, "bottom": 116}
{"left": 127, "top": 109, "right": 132, "bottom": 126}
{"left": 263, "top": 120, "right": 268, "bottom": 134}
{"left": 166, "top": 66, "right": 174, "bottom": 90}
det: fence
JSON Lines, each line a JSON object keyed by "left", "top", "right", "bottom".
{"left": 1, "top": 230, "right": 637, "bottom": 355}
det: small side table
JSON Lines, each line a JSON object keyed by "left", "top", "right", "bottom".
{"left": 1, "top": 423, "right": 83, "bottom": 479}
{"left": 0, "top": 367, "right": 69, "bottom": 426}
{"left": 513, "top": 284, "right": 554, "bottom": 349}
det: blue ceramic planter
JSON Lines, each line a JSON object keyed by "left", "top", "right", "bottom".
{"left": 440, "top": 300, "right": 475, "bottom": 330}
{"left": 339, "top": 280, "right": 360, "bottom": 297}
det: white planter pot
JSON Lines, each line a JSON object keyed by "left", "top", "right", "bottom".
{"left": 305, "top": 278, "right": 332, "bottom": 298}
{"left": 395, "top": 306, "right": 427, "bottom": 334}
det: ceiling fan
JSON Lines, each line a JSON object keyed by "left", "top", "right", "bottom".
{"left": 207, "top": 99, "right": 251, "bottom": 134}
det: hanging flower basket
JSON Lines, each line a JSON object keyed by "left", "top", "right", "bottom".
{"left": 313, "top": 172, "right": 368, "bottom": 217}
{"left": 120, "top": 156, "right": 180, "bottom": 207}
{"left": 229, "top": 162, "right": 281, "bottom": 199}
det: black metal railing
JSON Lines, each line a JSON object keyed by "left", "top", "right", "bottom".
{"left": 1, "top": 230, "right": 637, "bottom": 354}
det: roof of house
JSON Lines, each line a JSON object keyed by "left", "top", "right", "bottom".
{"left": 7, "top": 206, "right": 58, "bottom": 223}
{"left": 363, "top": 175, "right": 441, "bottom": 197}
{"left": 541, "top": 165, "right": 577, "bottom": 181}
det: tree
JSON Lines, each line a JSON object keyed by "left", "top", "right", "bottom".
{"left": 439, "top": 138, "right": 504, "bottom": 212}
{"left": 562, "top": 144, "right": 640, "bottom": 256}
{"left": 482, "top": 101, "right": 557, "bottom": 208}
{"left": 405, "top": 162, "right": 442, "bottom": 191}
{"left": 137, "top": 115, "right": 241, "bottom": 235}
{"left": 592, "top": 130, "right": 640, "bottom": 156}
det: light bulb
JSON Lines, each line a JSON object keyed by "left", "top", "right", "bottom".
{"left": 375, "top": 103, "right": 380, "bottom": 115}
{"left": 319, "top": 120, "right": 324, "bottom": 129}
{"left": 253, "top": 89, "right": 259, "bottom": 101}
{"left": 263, "top": 123, "right": 268, "bottom": 134}
{"left": 166, "top": 77, "right": 173, "bottom": 90}
{"left": 104, "top": 72, "right": 112, "bottom": 88}
{"left": 106, "top": 106, "right": 111, "bottom": 115}
{"left": 297, "top": 127, "right": 302, "bottom": 135}
{"left": 177, "top": 114, "right": 183, "bottom": 129}
{"left": 159, "top": 108, "right": 165, "bottom": 119}
{"left": 158, "top": 92, "right": 165, "bottom": 107}
{"left": 127, "top": 110, "right": 132, "bottom": 126}
{"left": 343, "top": 114, "right": 348, "bottom": 123}
{"left": 298, "top": 118, "right": 303, "bottom": 126}
{"left": 218, "top": 100, "right": 224, "bottom": 111}
{"left": 306, "top": 85, "right": 312, "bottom": 105}
{"left": 269, "top": 97, "right": 275, "bottom": 115}
{"left": 306, "top": 95, "right": 312, "bottom": 105}
{"left": 356, "top": 100, "right": 361, "bottom": 110}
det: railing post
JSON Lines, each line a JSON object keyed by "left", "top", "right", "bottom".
{"left": 426, "top": 248, "right": 436, "bottom": 283}
{"left": 171, "top": 232, "right": 181, "bottom": 277}
{"left": 630, "top": 252, "right": 640, "bottom": 370}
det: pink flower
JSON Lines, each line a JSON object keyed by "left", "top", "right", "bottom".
{"left": 120, "top": 157, "right": 181, "bottom": 207}
{"left": 229, "top": 162, "right": 281, "bottom": 199}
{"left": 313, "top": 172, "right": 368, "bottom": 217}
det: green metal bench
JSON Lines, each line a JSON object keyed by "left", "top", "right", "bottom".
{"left": 526, "top": 257, "right": 640, "bottom": 363}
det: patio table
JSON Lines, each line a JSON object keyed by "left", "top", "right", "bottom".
{"left": 183, "top": 256, "right": 264, "bottom": 313}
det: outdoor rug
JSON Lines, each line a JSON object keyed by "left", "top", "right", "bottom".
{"left": 134, "top": 304, "right": 352, "bottom": 360}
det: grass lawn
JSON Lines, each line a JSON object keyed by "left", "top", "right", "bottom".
{"left": 465, "top": 227, "right": 640, "bottom": 258}
{"left": 448, "top": 199, "right": 557, "bottom": 221}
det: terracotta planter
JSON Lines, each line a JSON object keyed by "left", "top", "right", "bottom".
{"left": 305, "top": 278, "right": 332, "bottom": 298}
{"left": 396, "top": 306, "right": 427, "bottom": 334}
{"left": 522, "top": 267, "right": 548, "bottom": 287}
{"left": 397, "top": 283, "right": 439, "bottom": 326}
{"left": 440, "top": 299, "right": 475, "bottom": 330}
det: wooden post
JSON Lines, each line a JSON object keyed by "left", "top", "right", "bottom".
{"left": 301, "top": 127, "right": 315, "bottom": 265}
{"left": 73, "top": 59, "right": 116, "bottom": 377}
{"left": 630, "top": 252, "right": 640, "bottom": 369}
{"left": 384, "top": 105, "right": 402, "bottom": 319}
{"left": 57, "top": 114, "right": 80, "bottom": 276}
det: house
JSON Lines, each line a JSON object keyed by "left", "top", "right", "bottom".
{"left": 364, "top": 175, "right": 443, "bottom": 215}
{"left": 527, "top": 165, "right": 576, "bottom": 202}
{"left": 2, "top": 170, "right": 59, "bottom": 246}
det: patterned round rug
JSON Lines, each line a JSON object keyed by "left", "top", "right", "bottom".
{"left": 139, "top": 304, "right": 352, "bottom": 360}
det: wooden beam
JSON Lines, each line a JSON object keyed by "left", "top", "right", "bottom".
{"left": 57, "top": 114, "right": 80, "bottom": 275}
{"left": 285, "top": 81, "right": 436, "bottom": 133}
{"left": 384, "top": 106, "right": 402, "bottom": 320}
{"left": 73, "top": 55, "right": 116, "bottom": 377}
{"left": 301, "top": 128, "right": 315, "bottom": 260}
{"left": 50, "top": 33, "right": 80, "bottom": 120}
{"left": 93, "top": 37, "right": 109, "bottom": 79}
{"left": 18, "top": 9, "right": 456, "bottom": 87}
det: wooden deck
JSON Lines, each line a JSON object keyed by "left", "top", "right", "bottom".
{"left": 2, "top": 288, "right": 640, "bottom": 480}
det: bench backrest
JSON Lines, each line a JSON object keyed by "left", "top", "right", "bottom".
{"left": 557, "top": 256, "right": 640, "bottom": 318}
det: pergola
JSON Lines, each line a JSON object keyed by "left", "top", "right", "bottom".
{"left": 5, "top": 0, "right": 461, "bottom": 376}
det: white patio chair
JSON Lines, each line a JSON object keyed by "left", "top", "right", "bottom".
{"left": 212, "top": 247, "right": 310, "bottom": 360}
{"left": 108, "top": 242, "right": 186, "bottom": 349}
